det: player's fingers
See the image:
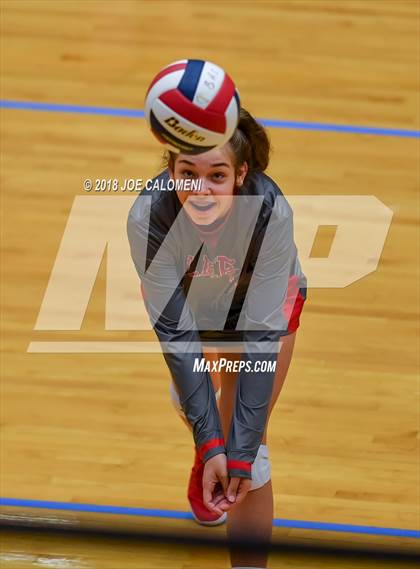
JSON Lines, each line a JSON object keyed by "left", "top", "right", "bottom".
{"left": 212, "top": 485, "right": 226, "bottom": 505}
{"left": 213, "top": 493, "right": 231, "bottom": 511}
{"left": 203, "top": 482, "right": 225, "bottom": 515}
{"left": 211, "top": 483, "right": 232, "bottom": 510}
{"left": 203, "top": 482, "right": 215, "bottom": 511}
{"left": 234, "top": 479, "right": 252, "bottom": 505}
{"left": 227, "top": 477, "right": 240, "bottom": 503}
{"left": 219, "top": 474, "right": 229, "bottom": 496}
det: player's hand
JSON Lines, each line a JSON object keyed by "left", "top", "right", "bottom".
{"left": 202, "top": 454, "right": 231, "bottom": 515}
{"left": 226, "top": 476, "right": 252, "bottom": 505}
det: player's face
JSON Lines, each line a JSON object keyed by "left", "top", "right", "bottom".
{"left": 171, "top": 146, "right": 247, "bottom": 225}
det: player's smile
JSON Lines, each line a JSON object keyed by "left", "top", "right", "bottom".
{"left": 189, "top": 201, "right": 216, "bottom": 212}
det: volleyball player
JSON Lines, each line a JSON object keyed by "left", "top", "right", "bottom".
{"left": 127, "top": 108, "right": 307, "bottom": 569}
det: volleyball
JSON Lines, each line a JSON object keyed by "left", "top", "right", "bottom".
{"left": 144, "top": 59, "right": 240, "bottom": 154}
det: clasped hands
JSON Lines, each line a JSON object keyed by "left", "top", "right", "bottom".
{"left": 203, "top": 453, "right": 252, "bottom": 515}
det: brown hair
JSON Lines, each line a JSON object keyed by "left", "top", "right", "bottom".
{"left": 162, "top": 107, "right": 271, "bottom": 180}
{"left": 228, "top": 107, "right": 270, "bottom": 174}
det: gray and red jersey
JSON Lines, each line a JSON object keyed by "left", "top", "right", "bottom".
{"left": 127, "top": 169, "right": 307, "bottom": 479}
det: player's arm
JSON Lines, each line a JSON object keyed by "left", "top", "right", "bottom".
{"left": 226, "top": 196, "right": 295, "bottom": 480}
{"left": 127, "top": 198, "right": 225, "bottom": 463}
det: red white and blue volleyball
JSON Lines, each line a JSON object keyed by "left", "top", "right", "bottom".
{"left": 144, "top": 59, "right": 241, "bottom": 154}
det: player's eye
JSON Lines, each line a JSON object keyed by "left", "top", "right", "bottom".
{"left": 212, "top": 172, "right": 226, "bottom": 181}
{"left": 181, "top": 169, "right": 196, "bottom": 178}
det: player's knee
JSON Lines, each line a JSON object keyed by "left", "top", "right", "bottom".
{"left": 169, "top": 382, "right": 221, "bottom": 419}
{"left": 250, "top": 444, "right": 271, "bottom": 491}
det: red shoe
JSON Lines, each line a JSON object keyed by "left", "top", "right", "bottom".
{"left": 187, "top": 449, "right": 227, "bottom": 526}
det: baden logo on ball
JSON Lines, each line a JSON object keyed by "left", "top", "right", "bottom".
{"left": 163, "top": 117, "right": 206, "bottom": 143}
{"left": 144, "top": 59, "right": 240, "bottom": 154}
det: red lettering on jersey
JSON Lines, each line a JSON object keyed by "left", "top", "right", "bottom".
{"left": 201, "top": 254, "right": 215, "bottom": 277}
{"left": 185, "top": 254, "right": 238, "bottom": 281}
{"left": 186, "top": 254, "right": 200, "bottom": 276}
{"left": 218, "top": 255, "right": 237, "bottom": 282}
